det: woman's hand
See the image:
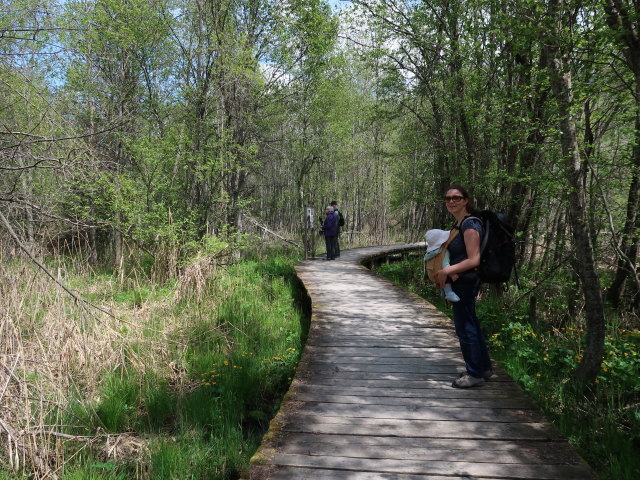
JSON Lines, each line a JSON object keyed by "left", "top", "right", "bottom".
{"left": 435, "top": 268, "right": 448, "bottom": 288}
{"left": 436, "top": 268, "right": 459, "bottom": 287}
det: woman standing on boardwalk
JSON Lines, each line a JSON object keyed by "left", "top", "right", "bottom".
{"left": 435, "top": 185, "right": 493, "bottom": 388}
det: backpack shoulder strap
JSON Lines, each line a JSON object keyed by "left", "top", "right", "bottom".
{"left": 459, "top": 215, "right": 488, "bottom": 253}
{"left": 460, "top": 215, "right": 480, "bottom": 229}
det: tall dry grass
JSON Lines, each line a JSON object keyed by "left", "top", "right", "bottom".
{"left": 1, "top": 233, "right": 311, "bottom": 479}
{"left": 0, "top": 249, "right": 205, "bottom": 479}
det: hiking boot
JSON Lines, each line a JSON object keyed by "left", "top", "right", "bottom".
{"left": 458, "top": 370, "right": 493, "bottom": 380}
{"left": 452, "top": 374, "right": 485, "bottom": 388}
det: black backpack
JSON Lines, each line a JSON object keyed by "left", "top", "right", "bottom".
{"left": 462, "top": 210, "right": 518, "bottom": 286}
{"left": 337, "top": 210, "right": 345, "bottom": 227}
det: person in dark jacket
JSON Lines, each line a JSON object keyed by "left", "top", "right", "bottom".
{"left": 321, "top": 205, "right": 338, "bottom": 260}
{"left": 330, "top": 200, "right": 342, "bottom": 258}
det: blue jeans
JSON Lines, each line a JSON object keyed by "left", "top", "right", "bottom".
{"left": 451, "top": 283, "right": 492, "bottom": 377}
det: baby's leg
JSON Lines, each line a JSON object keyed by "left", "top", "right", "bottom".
{"left": 442, "top": 283, "right": 460, "bottom": 302}
{"left": 442, "top": 251, "right": 459, "bottom": 282}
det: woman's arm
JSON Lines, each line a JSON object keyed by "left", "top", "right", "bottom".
{"left": 435, "top": 228, "right": 481, "bottom": 286}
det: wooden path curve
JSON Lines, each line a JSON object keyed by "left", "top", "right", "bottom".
{"left": 243, "top": 244, "right": 598, "bottom": 480}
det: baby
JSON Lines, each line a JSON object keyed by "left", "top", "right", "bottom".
{"left": 424, "top": 228, "right": 460, "bottom": 302}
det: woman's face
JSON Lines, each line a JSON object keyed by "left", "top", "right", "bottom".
{"left": 444, "top": 189, "right": 468, "bottom": 215}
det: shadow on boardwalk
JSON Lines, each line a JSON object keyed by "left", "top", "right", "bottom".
{"left": 242, "top": 245, "right": 598, "bottom": 480}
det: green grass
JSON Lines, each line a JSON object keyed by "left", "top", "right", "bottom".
{"left": 376, "top": 257, "right": 640, "bottom": 480}
{"left": 143, "top": 251, "right": 303, "bottom": 479}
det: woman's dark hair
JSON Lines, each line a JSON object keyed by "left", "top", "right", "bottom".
{"left": 445, "top": 184, "right": 480, "bottom": 215}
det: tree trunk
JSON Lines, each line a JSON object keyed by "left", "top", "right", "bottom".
{"left": 545, "top": 0, "right": 604, "bottom": 383}
{"left": 606, "top": 82, "right": 640, "bottom": 306}
{"left": 601, "top": 1, "right": 640, "bottom": 307}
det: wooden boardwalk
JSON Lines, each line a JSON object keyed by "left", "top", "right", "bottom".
{"left": 243, "top": 245, "right": 598, "bottom": 480}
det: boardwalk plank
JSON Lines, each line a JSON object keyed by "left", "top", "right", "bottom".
{"left": 305, "top": 362, "right": 465, "bottom": 373}
{"left": 290, "top": 392, "right": 537, "bottom": 409}
{"left": 257, "top": 466, "right": 477, "bottom": 480}
{"left": 292, "top": 384, "right": 526, "bottom": 399}
{"left": 279, "top": 414, "right": 561, "bottom": 440}
{"left": 298, "top": 371, "right": 476, "bottom": 381}
{"left": 242, "top": 245, "right": 598, "bottom": 480}
{"left": 269, "top": 454, "right": 592, "bottom": 480}
{"left": 309, "top": 335, "right": 459, "bottom": 344}
{"left": 285, "top": 402, "right": 546, "bottom": 422}
{"left": 275, "top": 432, "right": 578, "bottom": 454}
{"left": 303, "top": 346, "right": 464, "bottom": 357}
{"left": 294, "top": 377, "right": 514, "bottom": 390}
{"left": 304, "top": 355, "right": 463, "bottom": 365}
{"left": 302, "top": 363, "right": 514, "bottom": 383}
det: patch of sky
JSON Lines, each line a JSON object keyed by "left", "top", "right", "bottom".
{"left": 328, "top": 0, "right": 351, "bottom": 12}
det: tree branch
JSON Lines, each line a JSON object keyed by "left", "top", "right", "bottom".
{"left": 241, "top": 213, "right": 301, "bottom": 248}
{"left": 0, "top": 210, "right": 119, "bottom": 320}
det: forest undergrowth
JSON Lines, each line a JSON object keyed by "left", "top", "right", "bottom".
{"left": 0, "top": 244, "right": 307, "bottom": 480}
{"left": 377, "top": 258, "right": 640, "bottom": 480}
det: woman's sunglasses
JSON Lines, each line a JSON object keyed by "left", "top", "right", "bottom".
{"left": 444, "top": 195, "right": 465, "bottom": 202}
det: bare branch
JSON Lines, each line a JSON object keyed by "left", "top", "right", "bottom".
{"left": 241, "top": 213, "right": 301, "bottom": 248}
{"left": 0, "top": 210, "right": 120, "bottom": 320}
{"left": 1, "top": 121, "right": 130, "bottom": 152}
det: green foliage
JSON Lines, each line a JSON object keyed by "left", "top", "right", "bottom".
{"left": 599, "top": 331, "right": 640, "bottom": 389}
{"left": 0, "top": 471, "right": 28, "bottom": 480}
{"left": 141, "top": 376, "right": 176, "bottom": 432}
{"left": 169, "top": 253, "right": 304, "bottom": 476}
{"left": 94, "top": 372, "right": 140, "bottom": 432}
{"left": 63, "top": 463, "right": 128, "bottom": 480}
{"left": 149, "top": 428, "right": 252, "bottom": 480}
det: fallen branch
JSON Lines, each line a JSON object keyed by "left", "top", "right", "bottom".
{"left": 0, "top": 210, "right": 118, "bottom": 320}
{"left": 0, "top": 418, "right": 58, "bottom": 479}
{"left": 24, "top": 429, "right": 94, "bottom": 443}
{"left": 241, "top": 213, "right": 301, "bottom": 248}
{"left": 508, "top": 252, "right": 574, "bottom": 307}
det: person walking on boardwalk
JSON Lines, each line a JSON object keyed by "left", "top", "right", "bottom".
{"left": 330, "top": 200, "right": 344, "bottom": 258}
{"left": 435, "top": 185, "right": 493, "bottom": 388}
{"left": 321, "top": 205, "right": 338, "bottom": 260}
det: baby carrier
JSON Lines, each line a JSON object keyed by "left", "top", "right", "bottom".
{"left": 424, "top": 229, "right": 459, "bottom": 283}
